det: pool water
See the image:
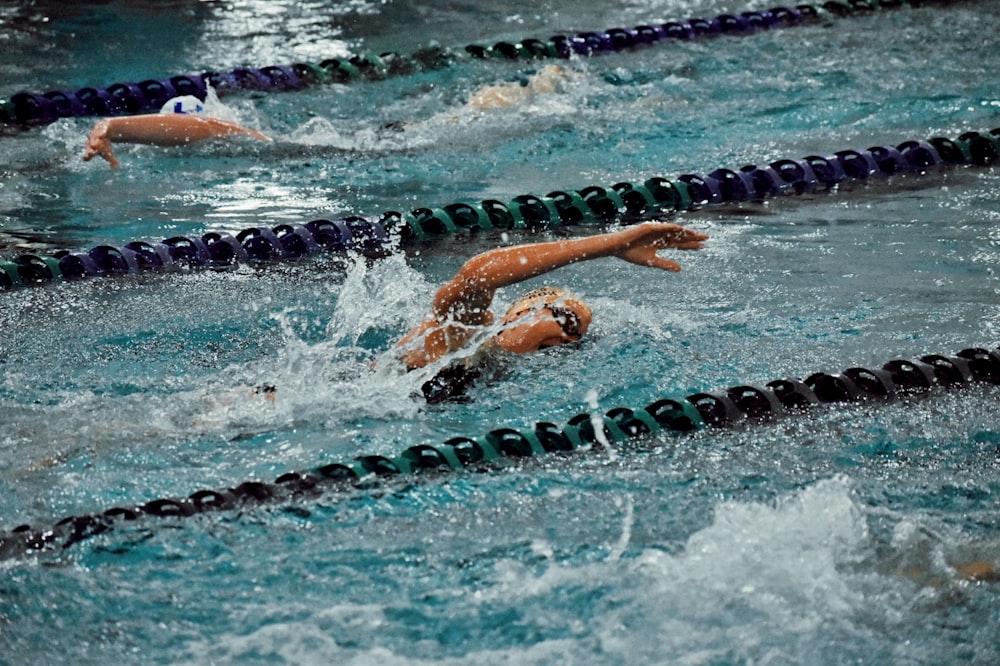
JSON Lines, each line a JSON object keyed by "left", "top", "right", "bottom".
{"left": 1, "top": 1, "right": 999, "bottom": 664}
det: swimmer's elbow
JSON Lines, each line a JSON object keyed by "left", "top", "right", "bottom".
{"left": 400, "top": 348, "right": 431, "bottom": 370}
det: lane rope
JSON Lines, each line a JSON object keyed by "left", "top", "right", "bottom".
{"left": 2, "top": 125, "right": 997, "bottom": 291}
{"left": 1, "top": 344, "right": 996, "bottom": 559}
{"left": 0, "top": 1, "right": 959, "bottom": 127}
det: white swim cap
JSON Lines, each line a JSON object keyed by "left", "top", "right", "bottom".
{"left": 161, "top": 95, "right": 205, "bottom": 115}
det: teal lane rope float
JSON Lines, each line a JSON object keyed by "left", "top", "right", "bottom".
{"left": 1, "top": 344, "right": 997, "bottom": 559}
{"left": 2, "top": 125, "right": 998, "bottom": 291}
{"left": 0, "top": 0, "right": 956, "bottom": 127}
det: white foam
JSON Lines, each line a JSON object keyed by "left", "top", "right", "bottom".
{"left": 172, "top": 477, "right": 874, "bottom": 665}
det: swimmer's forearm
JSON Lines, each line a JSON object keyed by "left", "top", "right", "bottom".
{"left": 432, "top": 223, "right": 707, "bottom": 316}
{"left": 101, "top": 115, "right": 268, "bottom": 146}
{"left": 431, "top": 231, "right": 627, "bottom": 316}
{"left": 84, "top": 114, "right": 270, "bottom": 168}
{"left": 454, "top": 230, "right": 640, "bottom": 289}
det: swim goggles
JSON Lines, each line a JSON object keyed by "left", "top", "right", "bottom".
{"left": 546, "top": 305, "right": 583, "bottom": 339}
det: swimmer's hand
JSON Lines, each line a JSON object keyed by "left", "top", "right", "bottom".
{"left": 83, "top": 115, "right": 272, "bottom": 169}
{"left": 83, "top": 118, "right": 120, "bottom": 169}
{"left": 612, "top": 222, "right": 709, "bottom": 272}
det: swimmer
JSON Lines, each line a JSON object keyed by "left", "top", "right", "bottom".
{"left": 395, "top": 222, "right": 708, "bottom": 401}
{"left": 466, "top": 64, "right": 572, "bottom": 110}
{"left": 246, "top": 222, "right": 704, "bottom": 404}
{"left": 82, "top": 65, "right": 573, "bottom": 168}
{"left": 954, "top": 560, "right": 999, "bottom": 583}
{"left": 83, "top": 93, "right": 271, "bottom": 169}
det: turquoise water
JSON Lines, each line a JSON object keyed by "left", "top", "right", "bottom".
{"left": 1, "top": 1, "right": 999, "bottom": 664}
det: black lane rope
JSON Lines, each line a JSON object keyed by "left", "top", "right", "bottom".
{"left": 0, "top": 0, "right": 959, "bottom": 128}
{"left": 2, "top": 125, "right": 998, "bottom": 292}
{"left": 1, "top": 344, "right": 997, "bottom": 559}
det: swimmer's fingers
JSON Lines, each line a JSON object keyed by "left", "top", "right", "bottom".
{"left": 83, "top": 124, "right": 120, "bottom": 169}
{"left": 650, "top": 239, "right": 705, "bottom": 253}
{"left": 244, "top": 127, "right": 273, "bottom": 142}
{"left": 659, "top": 237, "right": 705, "bottom": 251}
{"left": 646, "top": 256, "right": 683, "bottom": 272}
{"left": 207, "top": 118, "right": 272, "bottom": 143}
{"left": 84, "top": 143, "right": 119, "bottom": 169}
{"left": 618, "top": 244, "right": 683, "bottom": 271}
{"left": 621, "top": 222, "right": 707, "bottom": 251}
{"left": 651, "top": 225, "right": 709, "bottom": 250}
{"left": 616, "top": 224, "right": 707, "bottom": 269}
{"left": 98, "top": 146, "right": 120, "bottom": 169}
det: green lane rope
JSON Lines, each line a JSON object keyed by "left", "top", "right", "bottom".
{"left": 0, "top": 344, "right": 996, "bottom": 559}
{"left": 3, "top": 125, "right": 997, "bottom": 291}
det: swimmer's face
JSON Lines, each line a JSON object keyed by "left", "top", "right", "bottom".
{"left": 496, "top": 292, "right": 592, "bottom": 354}
{"left": 534, "top": 302, "right": 590, "bottom": 348}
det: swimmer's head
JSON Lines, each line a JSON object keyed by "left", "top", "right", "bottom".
{"left": 161, "top": 95, "right": 206, "bottom": 115}
{"left": 496, "top": 287, "right": 592, "bottom": 353}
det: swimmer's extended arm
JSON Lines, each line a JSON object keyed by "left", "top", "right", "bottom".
{"left": 397, "top": 222, "right": 708, "bottom": 367}
{"left": 83, "top": 114, "right": 271, "bottom": 169}
{"left": 433, "top": 222, "right": 708, "bottom": 316}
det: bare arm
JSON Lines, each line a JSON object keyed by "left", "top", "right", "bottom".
{"left": 397, "top": 222, "right": 707, "bottom": 367}
{"left": 83, "top": 114, "right": 271, "bottom": 169}
{"left": 432, "top": 222, "right": 706, "bottom": 318}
